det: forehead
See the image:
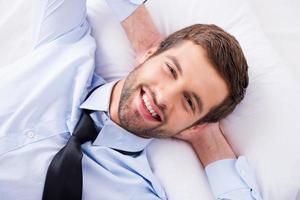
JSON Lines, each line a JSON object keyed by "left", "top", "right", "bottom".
{"left": 159, "top": 41, "right": 228, "bottom": 114}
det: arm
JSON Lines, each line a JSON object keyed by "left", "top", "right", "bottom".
{"left": 33, "top": 0, "right": 158, "bottom": 50}
{"left": 121, "top": 5, "right": 163, "bottom": 58}
{"left": 176, "top": 123, "right": 262, "bottom": 200}
{"left": 106, "top": 0, "right": 163, "bottom": 57}
{"left": 32, "top": 0, "right": 88, "bottom": 48}
{"left": 187, "top": 123, "right": 235, "bottom": 166}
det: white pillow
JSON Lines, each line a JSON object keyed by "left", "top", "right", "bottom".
{"left": 87, "top": 0, "right": 300, "bottom": 199}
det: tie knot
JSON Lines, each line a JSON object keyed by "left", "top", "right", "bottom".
{"left": 72, "top": 111, "right": 98, "bottom": 145}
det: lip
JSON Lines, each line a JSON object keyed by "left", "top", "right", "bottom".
{"left": 140, "top": 87, "right": 164, "bottom": 122}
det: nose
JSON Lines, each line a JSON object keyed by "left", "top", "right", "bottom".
{"left": 154, "top": 83, "right": 181, "bottom": 112}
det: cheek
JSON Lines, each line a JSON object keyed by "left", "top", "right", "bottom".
{"left": 140, "top": 62, "right": 166, "bottom": 82}
{"left": 165, "top": 109, "right": 195, "bottom": 133}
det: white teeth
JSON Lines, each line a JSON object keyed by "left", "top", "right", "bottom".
{"left": 142, "top": 94, "right": 158, "bottom": 117}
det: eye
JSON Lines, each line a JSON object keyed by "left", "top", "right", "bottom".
{"left": 166, "top": 63, "right": 177, "bottom": 78}
{"left": 185, "top": 95, "right": 193, "bottom": 110}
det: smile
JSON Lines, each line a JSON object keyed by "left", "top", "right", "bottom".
{"left": 139, "top": 88, "right": 162, "bottom": 122}
{"left": 142, "top": 94, "right": 159, "bottom": 118}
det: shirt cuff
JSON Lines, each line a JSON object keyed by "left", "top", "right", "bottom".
{"left": 105, "top": 0, "right": 145, "bottom": 21}
{"left": 205, "top": 156, "right": 262, "bottom": 200}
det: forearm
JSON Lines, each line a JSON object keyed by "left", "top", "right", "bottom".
{"left": 190, "top": 125, "right": 236, "bottom": 167}
{"left": 105, "top": 0, "right": 162, "bottom": 57}
{"left": 121, "top": 5, "right": 162, "bottom": 56}
{"left": 176, "top": 123, "right": 261, "bottom": 199}
{"left": 105, "top": 0, "right": 162, "bottom": 56}
{"left": 189, "top": 125, "right": 261, "bottom": 200}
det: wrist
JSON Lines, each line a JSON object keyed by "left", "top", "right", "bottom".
{"left": 191, "top": 128, "right": 236, "bottom": 167}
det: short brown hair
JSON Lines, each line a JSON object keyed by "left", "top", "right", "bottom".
{"left": 153, "top": 24, "right": 249, "bottom": 123}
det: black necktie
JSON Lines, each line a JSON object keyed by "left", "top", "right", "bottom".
{"left": 42, "top": 110, "right": 98, "bottom": 200}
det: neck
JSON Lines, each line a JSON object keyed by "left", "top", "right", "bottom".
{"left": 109, "top": 79, "right": 125, "bottom": 125}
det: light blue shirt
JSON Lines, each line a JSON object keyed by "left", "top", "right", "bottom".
{"left": 0, "top": 0, "right": 262, "bottom": 199}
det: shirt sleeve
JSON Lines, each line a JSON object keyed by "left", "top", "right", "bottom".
{"left": 104, "top": 0, "right": 145, "bottom": 21}
{"left": 32, "top": 0, "right": 88, "bottom": 48}
{"left": 205, "top": 156, "right": 263, "bottom": 200}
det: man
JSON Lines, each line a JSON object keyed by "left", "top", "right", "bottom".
{"left": 0, "top": 0, "right": 262, "bottom": 199}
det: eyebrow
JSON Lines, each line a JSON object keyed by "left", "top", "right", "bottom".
{"left": 192, "top": 92, "right": 203, "bottom": 113}
{"left": 166, "top": 55, "right": 182, "bottom": 75}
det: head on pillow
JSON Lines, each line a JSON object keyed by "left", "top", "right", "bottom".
{"left": 110, "top": 24, "right": 248, "bottom": 138}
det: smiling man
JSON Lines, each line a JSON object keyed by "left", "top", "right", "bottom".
{"left": 112, "top": 39, "right": 230, "bottom": 138}
{"left": 0, "top": 0, "right": 261, "bottom": 200}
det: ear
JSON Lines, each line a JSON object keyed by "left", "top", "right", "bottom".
{"left": 135, "top": 46, "right": 158, "bottom": 65}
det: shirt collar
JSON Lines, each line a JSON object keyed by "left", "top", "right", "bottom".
{"left": 80, "top": 80, "right": 117, "bottom": 113}
{"left": 80, "top": 81, "right": 152, "bottom": 152}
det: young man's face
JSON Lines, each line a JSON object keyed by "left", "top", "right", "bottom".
{"left": 118, "top": 41, "right": 228, "bottom": 138}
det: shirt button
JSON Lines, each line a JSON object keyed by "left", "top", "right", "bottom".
{"left": 27, "top": 130, "right": 35, "bottom": 138}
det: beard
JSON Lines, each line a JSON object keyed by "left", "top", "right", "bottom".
{"left": 118, "top": 64, "right": 171, "bottom": 138}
